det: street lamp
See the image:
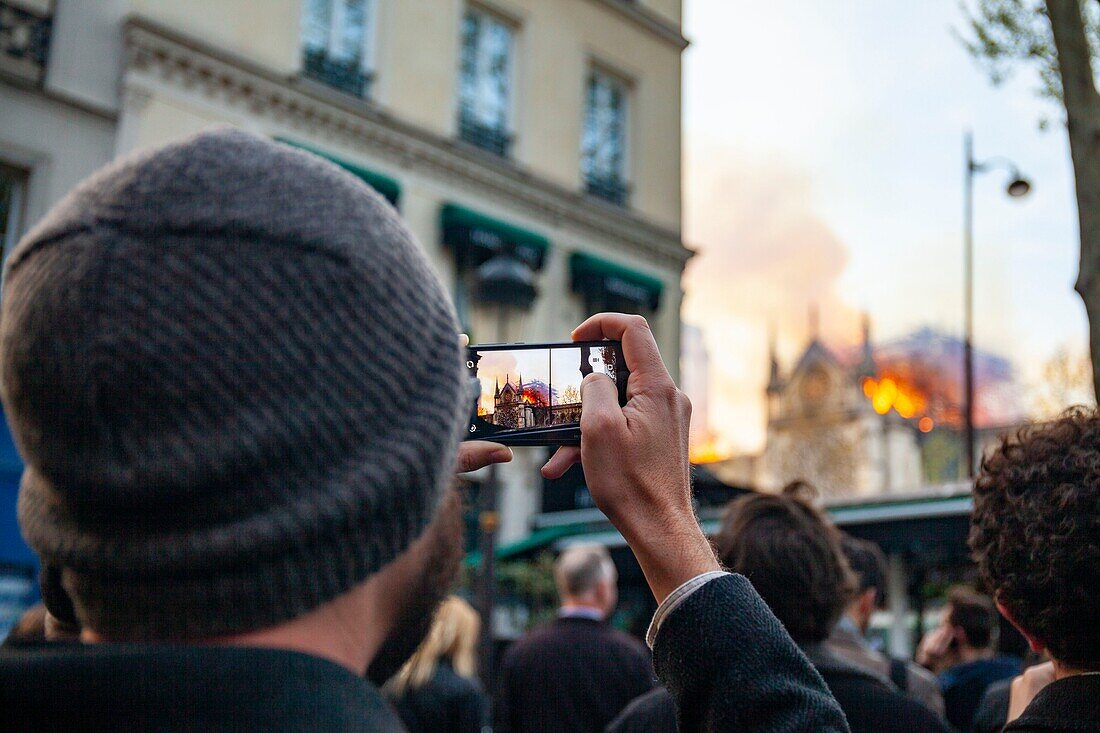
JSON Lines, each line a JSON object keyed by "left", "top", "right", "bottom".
{"left": 962, "top": 131, "right": 1031, "bottom": 478}
{"left": 471, "top": 252, "right": 537, "bottom": 696}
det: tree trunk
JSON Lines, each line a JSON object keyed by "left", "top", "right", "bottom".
{"left": 1047, "top": 0, "right": 1100, "bottom": 399}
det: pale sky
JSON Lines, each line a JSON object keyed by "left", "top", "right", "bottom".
{"left": 681, "top": 0, "right": 1087, "bottom": 453}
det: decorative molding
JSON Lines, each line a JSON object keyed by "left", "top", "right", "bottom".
{"left": 584, "top": 0, "right": 688, "bottom": 50}
{"left": 123, "top": 16, "right": 691, "bottom": 269}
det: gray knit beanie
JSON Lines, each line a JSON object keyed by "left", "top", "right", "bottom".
{"left": 0, "top": 128, "right": 467, "bottom": 640}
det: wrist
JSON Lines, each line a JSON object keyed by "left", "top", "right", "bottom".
{"left": 625, "top": 519, "right": 720, "bottom": 603}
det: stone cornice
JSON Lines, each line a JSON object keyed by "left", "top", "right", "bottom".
{"left": 122, "top": 16, "right": 691, "bottom": 269}
{"left": 584, "top": 0, "right": 689, "bottom": 50}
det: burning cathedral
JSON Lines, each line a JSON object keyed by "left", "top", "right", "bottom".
{"left": 758, "top": 321, "right": 924, "bottom": 499}
{"left": 490, "top": 376, "right": 581, "bottom": 430}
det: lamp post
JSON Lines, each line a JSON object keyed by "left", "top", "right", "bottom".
{"left": 472, "top": 253, "right": 537, "bottom": 696}
{"left": 963, "top": 131, "right": 1030, "bottom": 477}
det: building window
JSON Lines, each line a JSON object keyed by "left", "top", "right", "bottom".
{"left": 301, "top": 0, "right": 375, "bottom": 97}
{"left": 582, "top": 70, "right": 629, "bottom": 206}
{"left": 0, "top": 1, "right": 54, "bottom": 87}
{"left": 458, "top": 8, "right": 514, "bottom": 157}
{"left": 1, "top": 164, "right": 28, "bottom": 267}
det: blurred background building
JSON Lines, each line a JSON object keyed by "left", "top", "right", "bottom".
{"left": 0, "top": 0, "right": 690, "bottom": 635}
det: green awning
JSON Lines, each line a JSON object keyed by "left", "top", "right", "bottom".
{"left": 570, "top": 252, "right": 664, "bottom": 310}
{"left": 441, "top": 203, "right": 550, "bottom": 271}
{"left": 464, "top": 524, "right": 578, "bottom": 566}
{"left": 276, "top": 138, "right": 401, "bottom": 206}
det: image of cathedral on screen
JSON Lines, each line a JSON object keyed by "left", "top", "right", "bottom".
{"left": 488, "top": 376, "right": 582, "bottom": 430}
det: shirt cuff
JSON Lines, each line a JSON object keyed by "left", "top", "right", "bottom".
{"left": 645, "top": 570, "right": 730, "bottom": 649}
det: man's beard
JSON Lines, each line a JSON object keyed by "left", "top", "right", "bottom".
{"left": 366, "top": 487, "right": 465, "bottom": 686}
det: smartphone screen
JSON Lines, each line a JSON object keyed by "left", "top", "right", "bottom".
{"left": 464, "top": 341, "right": 628, "bottom": 445}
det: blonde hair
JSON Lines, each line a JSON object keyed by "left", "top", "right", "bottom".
{"left": 387, "top": 595, "right": 481, "bottom": 693}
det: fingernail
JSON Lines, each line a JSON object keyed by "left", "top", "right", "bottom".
{"left": 494, "top": 447, "right": 513, "bottom": 462}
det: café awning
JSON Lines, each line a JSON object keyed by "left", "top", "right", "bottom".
{"left": 570, "top": 252, "right": 664, "bottom": 311}
{"left": 276, "top": 138, "right": 401, "bottom": 206}
{"left": 463, "top": 524, "right": 576, "bottom": 566}
{"left": 440, "top": 203, "right": 550, "bottom": 271}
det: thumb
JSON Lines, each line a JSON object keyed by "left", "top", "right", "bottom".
{"left": 580, "top": 373, "right": 625, "bottom": 434}
{"left": 455, "top": 441, "right": 513, "bottom": 473}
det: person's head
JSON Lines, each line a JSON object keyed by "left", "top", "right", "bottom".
{"left": 554, "top": 544, "right": 618, "bottom": 617}
{"left": 940, "top": 586, "right": 997, "bottom": 657}
{"left": 386, "top": 595, "right": 480, "bottom": 694}
{"left": 839, "top": 535, "right": 887, "bottom": 635}
{"left": 714, "top": 491, "right": 856, "bottom": 645}
{"left": 971, "top": 410, "right": 1100, "bottom": 672}
{"left": 0, "top": 129, "right": 470, "bottom": 680}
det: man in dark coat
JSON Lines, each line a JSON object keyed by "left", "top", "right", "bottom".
{"left": 968, "top": 410, "right": 1100, "bottom": 732}
{"left": 495, "top": 544, "right": 653, "bottom": 733}
{"left": 0, "top": 132, "right": 848, "bottom": 732}
{"left": 828, "top": 536, "right": 944, "bottom": 717}
{"left": 608, "top": 491, "right": 950, "bottom": 733}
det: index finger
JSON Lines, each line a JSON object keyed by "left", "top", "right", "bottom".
{"left": 571, "top": 313, "right": 672, "bottom": 388}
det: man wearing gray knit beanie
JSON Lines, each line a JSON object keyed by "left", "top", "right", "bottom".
{"left": 0, "top": 129, "right": 848, "bottom": 732}
{"left": 0, "top": 129, "right": 514, "bottom": 730}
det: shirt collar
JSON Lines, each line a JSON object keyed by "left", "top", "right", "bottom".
{"left": 836, "top": 614, "right": 865, "bottom": 640}
{"left": 558, "top": 605, "right": 605, "bottom": 621}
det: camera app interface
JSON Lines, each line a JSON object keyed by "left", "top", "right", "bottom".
{"left": 466, "top": 344, "right": 621, "bottom": 438}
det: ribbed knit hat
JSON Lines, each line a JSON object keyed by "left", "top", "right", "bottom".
{"left": 0, "top": 129, "right": 467, "bottom": 640}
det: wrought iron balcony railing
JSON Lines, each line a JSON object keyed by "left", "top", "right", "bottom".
{"left": 458, "top": 114, "right": 513, "bottom": 158}
{"left": 302, "top": 48, "right": 371, "bottom": 98}
{"left": 0, "top": 1, "right": 52, "bottom": 87}
{"left": 584, "top": 174, "right": 630, "bottom": 206}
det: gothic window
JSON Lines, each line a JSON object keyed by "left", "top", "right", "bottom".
{"left": 800, "top": 367, "right": 830, "bottom": 413}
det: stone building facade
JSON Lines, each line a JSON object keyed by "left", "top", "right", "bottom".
{"left": 0, "top": 0, "right": 690, "bottom": 546}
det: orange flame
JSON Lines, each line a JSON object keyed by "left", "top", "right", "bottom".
{"left": 862, "top": 376, "right": 927, "bottom": 421}
{"left": 519, "top": 386, "right": 547, "bottom": 406}
{"left": 690, "top": 434, "right": 733, "bottom": 465}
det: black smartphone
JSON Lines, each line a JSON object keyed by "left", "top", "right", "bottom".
{"left": 464, "top": 341, "right": 629, "bottom": 446}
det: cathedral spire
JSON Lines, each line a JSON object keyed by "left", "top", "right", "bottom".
{"left": 808, "top": 304, "right": 820, "bottom": 342}
{"left": 766, "top": 325, "right": 784, "bottom": 394}
{"left": 855, "top": 313, "right": 876, "bottom": 381}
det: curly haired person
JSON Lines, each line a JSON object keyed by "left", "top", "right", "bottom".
{"left": 969, "top": 408, "right": 1100, "bottom": 732}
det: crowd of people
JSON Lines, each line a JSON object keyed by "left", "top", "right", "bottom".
{"left": 0, "top": 129, "right": 1097, "bottom": 732}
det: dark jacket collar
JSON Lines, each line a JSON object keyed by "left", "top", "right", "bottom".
{"left": 0, "top": 641, "right": 406, "bottom": 732}
{"left": 1006, "top": 673, "right": 1100, "bottom": 731}
{"left": 802, "top": 640, "right": 895, "bottom": 690}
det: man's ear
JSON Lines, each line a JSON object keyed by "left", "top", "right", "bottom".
{"left": 858, "top": 588, "right": 877, "bottom": 617}
{"left": 996, "top": 598, "right": 1046, "bottom": 654}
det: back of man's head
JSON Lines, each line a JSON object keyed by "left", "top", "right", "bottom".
{"left": 945, "top": 586, "right": 997, "bottom": 650}
{"left": 554, "top": 544, "right": 616, "bottom": 603}
{"left": 715, "top": 492, "right": 855, "bottom": 645}
{"left": 971, "top": 409, "right": 1100, "bottom": 670}
{"left": 0, "top": 129, "right": 468, "bottom": 642}
{"left": 841, "top": 535, "right": 887, "bottom": 607}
